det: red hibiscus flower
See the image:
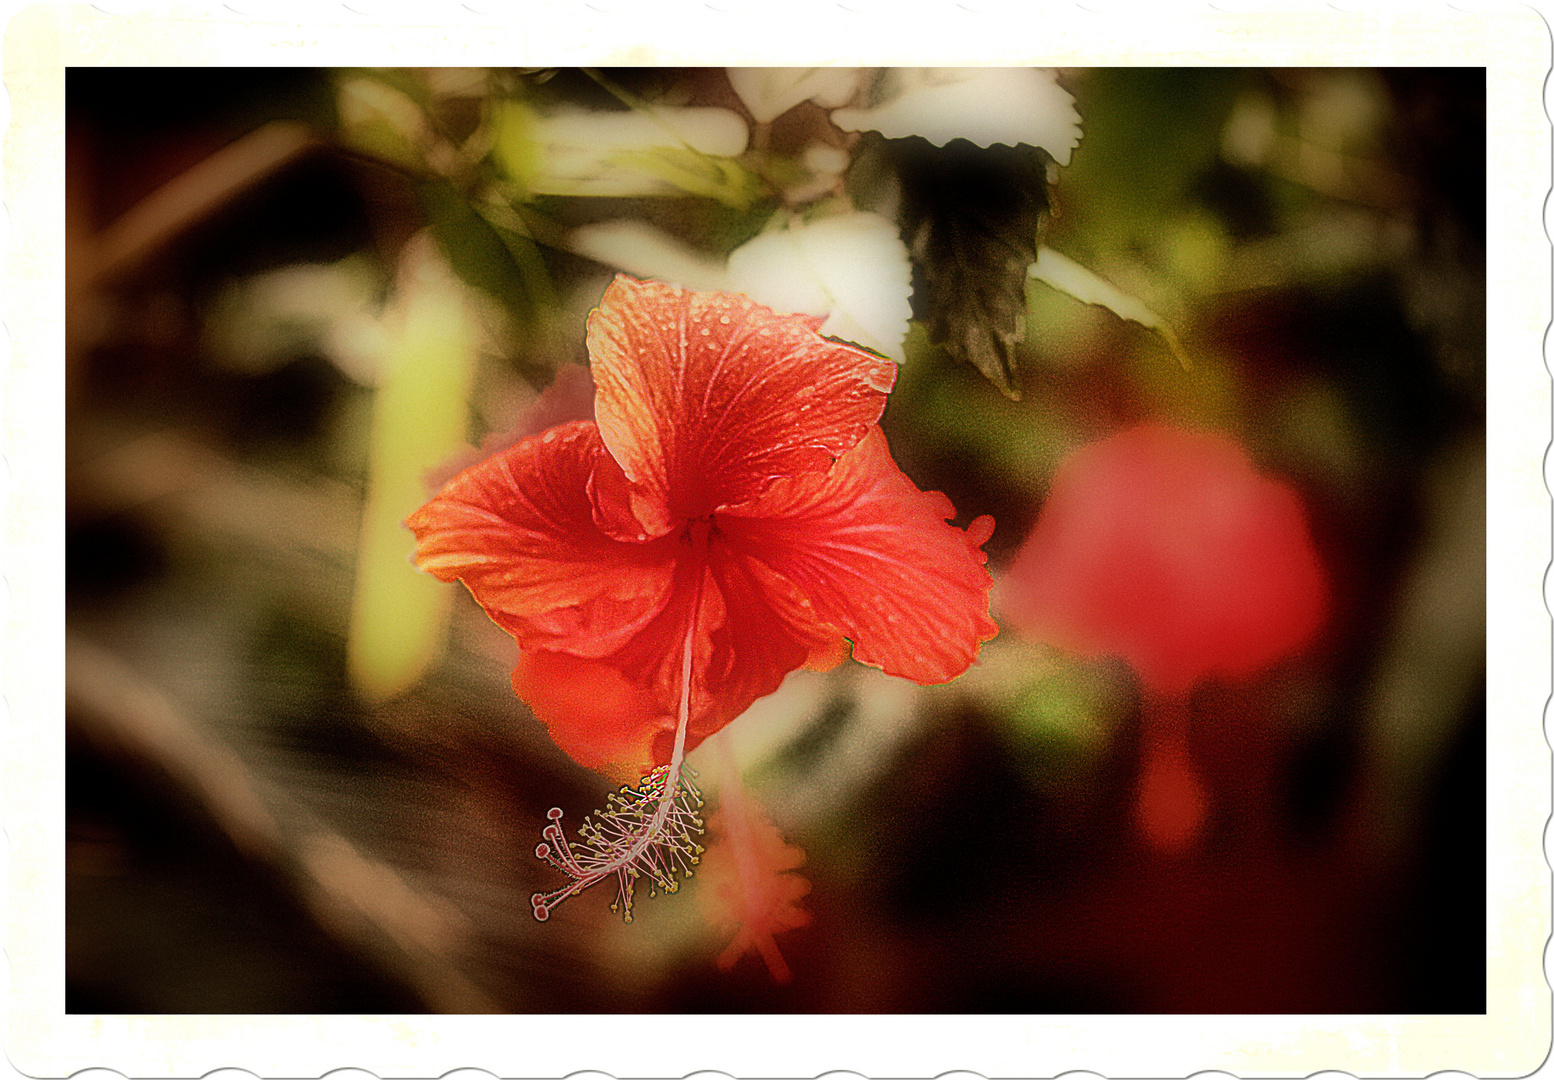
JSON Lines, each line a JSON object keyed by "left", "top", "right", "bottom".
{"left": 1003, "top": 423, "right": 1325, "bottom": 852}
{"left": 407, "top": 274, "right": 997, "bottom": 918}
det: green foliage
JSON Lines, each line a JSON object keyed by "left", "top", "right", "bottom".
{"left": 603, "top": 146, "right": 764, "bottom": 208}
{"left": 346, "top": 240, "right": 479, "bottom": 702}
{"left": 1052, "top": 68, "right": 1254, "bottom": 262}
{"left": 1028, "top": 246, "right": 1188, "bottom": 369}
{"left": 1005, "top": 656, "right": 1126, "bottom": 765}
{"left": 488, "top": 98, "right": 543, "bottom": 194}
{"left": 419, "top": 181, "right": 539, "bottom": 346}
{"left": 336, "top": 74, "right": 430, "bottom": 174}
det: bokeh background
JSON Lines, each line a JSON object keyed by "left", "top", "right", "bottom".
{"left": 66, "top": 67, "right": 1484, "bottom": 1013}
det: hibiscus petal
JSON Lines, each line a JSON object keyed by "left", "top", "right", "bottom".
{"left": 600, "top": 540, "right": 836, "bottom": 768}
{"left": 720, "top": 425, "right": 998, "bottom": 685}
{"left": 512, "top": 649, "right": 667, "bottom": 782}
{"left": 406, "top": 420, "right": 676, "bottom": 659}
{"left": 587, "top": 275, "right": 897, "bottom": 526}
{"left": 691, "top": 543, "right": 838, "bottom": 744}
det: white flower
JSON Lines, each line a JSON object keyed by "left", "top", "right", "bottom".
{"left": 567, "top": 220, "right": 728, "bottom": 292}
{"left": 832, "top": 68, "right": 1081, "bottom": 165}
{"left": 727, "top": 210, "right": 913, "bottom": 362}
{"left": 726, "top": 67, "right": 867, "bottom": 124}
{"left": 202, "top": 256, "right": 388, "bottom": 385}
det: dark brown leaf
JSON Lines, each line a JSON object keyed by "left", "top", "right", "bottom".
{"left": 886, "top": 136, "right": 1053, "bottom": 397}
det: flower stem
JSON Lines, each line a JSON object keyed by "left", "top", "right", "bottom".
{"left": 1135, "top": 692, "right": 1208, "bottom": 854}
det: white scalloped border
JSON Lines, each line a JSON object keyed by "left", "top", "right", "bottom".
{"left": 3, "top": 3, "right": 1547, "bottom": 1079}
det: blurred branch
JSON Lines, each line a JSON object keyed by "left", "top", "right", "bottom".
{"left": 1265, "top": 135, "right": 1409, "bottom": 211}
{"left": 72, "top": 426, "right": 359, "bottom": 631}
{"left": 67, "top": 633, "right": 502, "bottom": 1013}
{"left": 74, "top": 427, "right": 357, "bottom": 550}
{"left": 87, "top": 121, "right": 320, "bottom": 287}
{"left": 1360, "top": 438, "right": 1486, "bottom": 851}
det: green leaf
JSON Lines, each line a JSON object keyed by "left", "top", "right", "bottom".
{"left": 604, "top": 146, "right": 764, "bottom": 208}
{"left": 418, "top": 180, "right": 537, "bottom": 348}
{"left": 335, "top": 74, "right": 430, "bottom": 173}
{"left": 347, "top": 236, "right": 479, "bottom": 701}
{"left": 489, "top": 98, "right": 544, "bottom": 195}
{"left": 505, "top": 98, "right": 757, "bottom": 203}
{"left": 1028, "top": 246, "right": 1189, "bottom": 368}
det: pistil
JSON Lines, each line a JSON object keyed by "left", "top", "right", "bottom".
{"left": 529, "top": 542, "right": 710, "bottom": 922}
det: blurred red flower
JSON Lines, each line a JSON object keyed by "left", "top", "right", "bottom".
{"left": 699, "top": 799, "right": 813, "bottom": 983}
{"left": 1004, "top": 423, "right": 1326, "bottom": 850}
{"left": 408, "top": 275, "right": 997, "bottom": 778}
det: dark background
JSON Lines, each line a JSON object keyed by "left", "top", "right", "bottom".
{"left": 66, "top": 67, "right": 1485, "bottom": 1013}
